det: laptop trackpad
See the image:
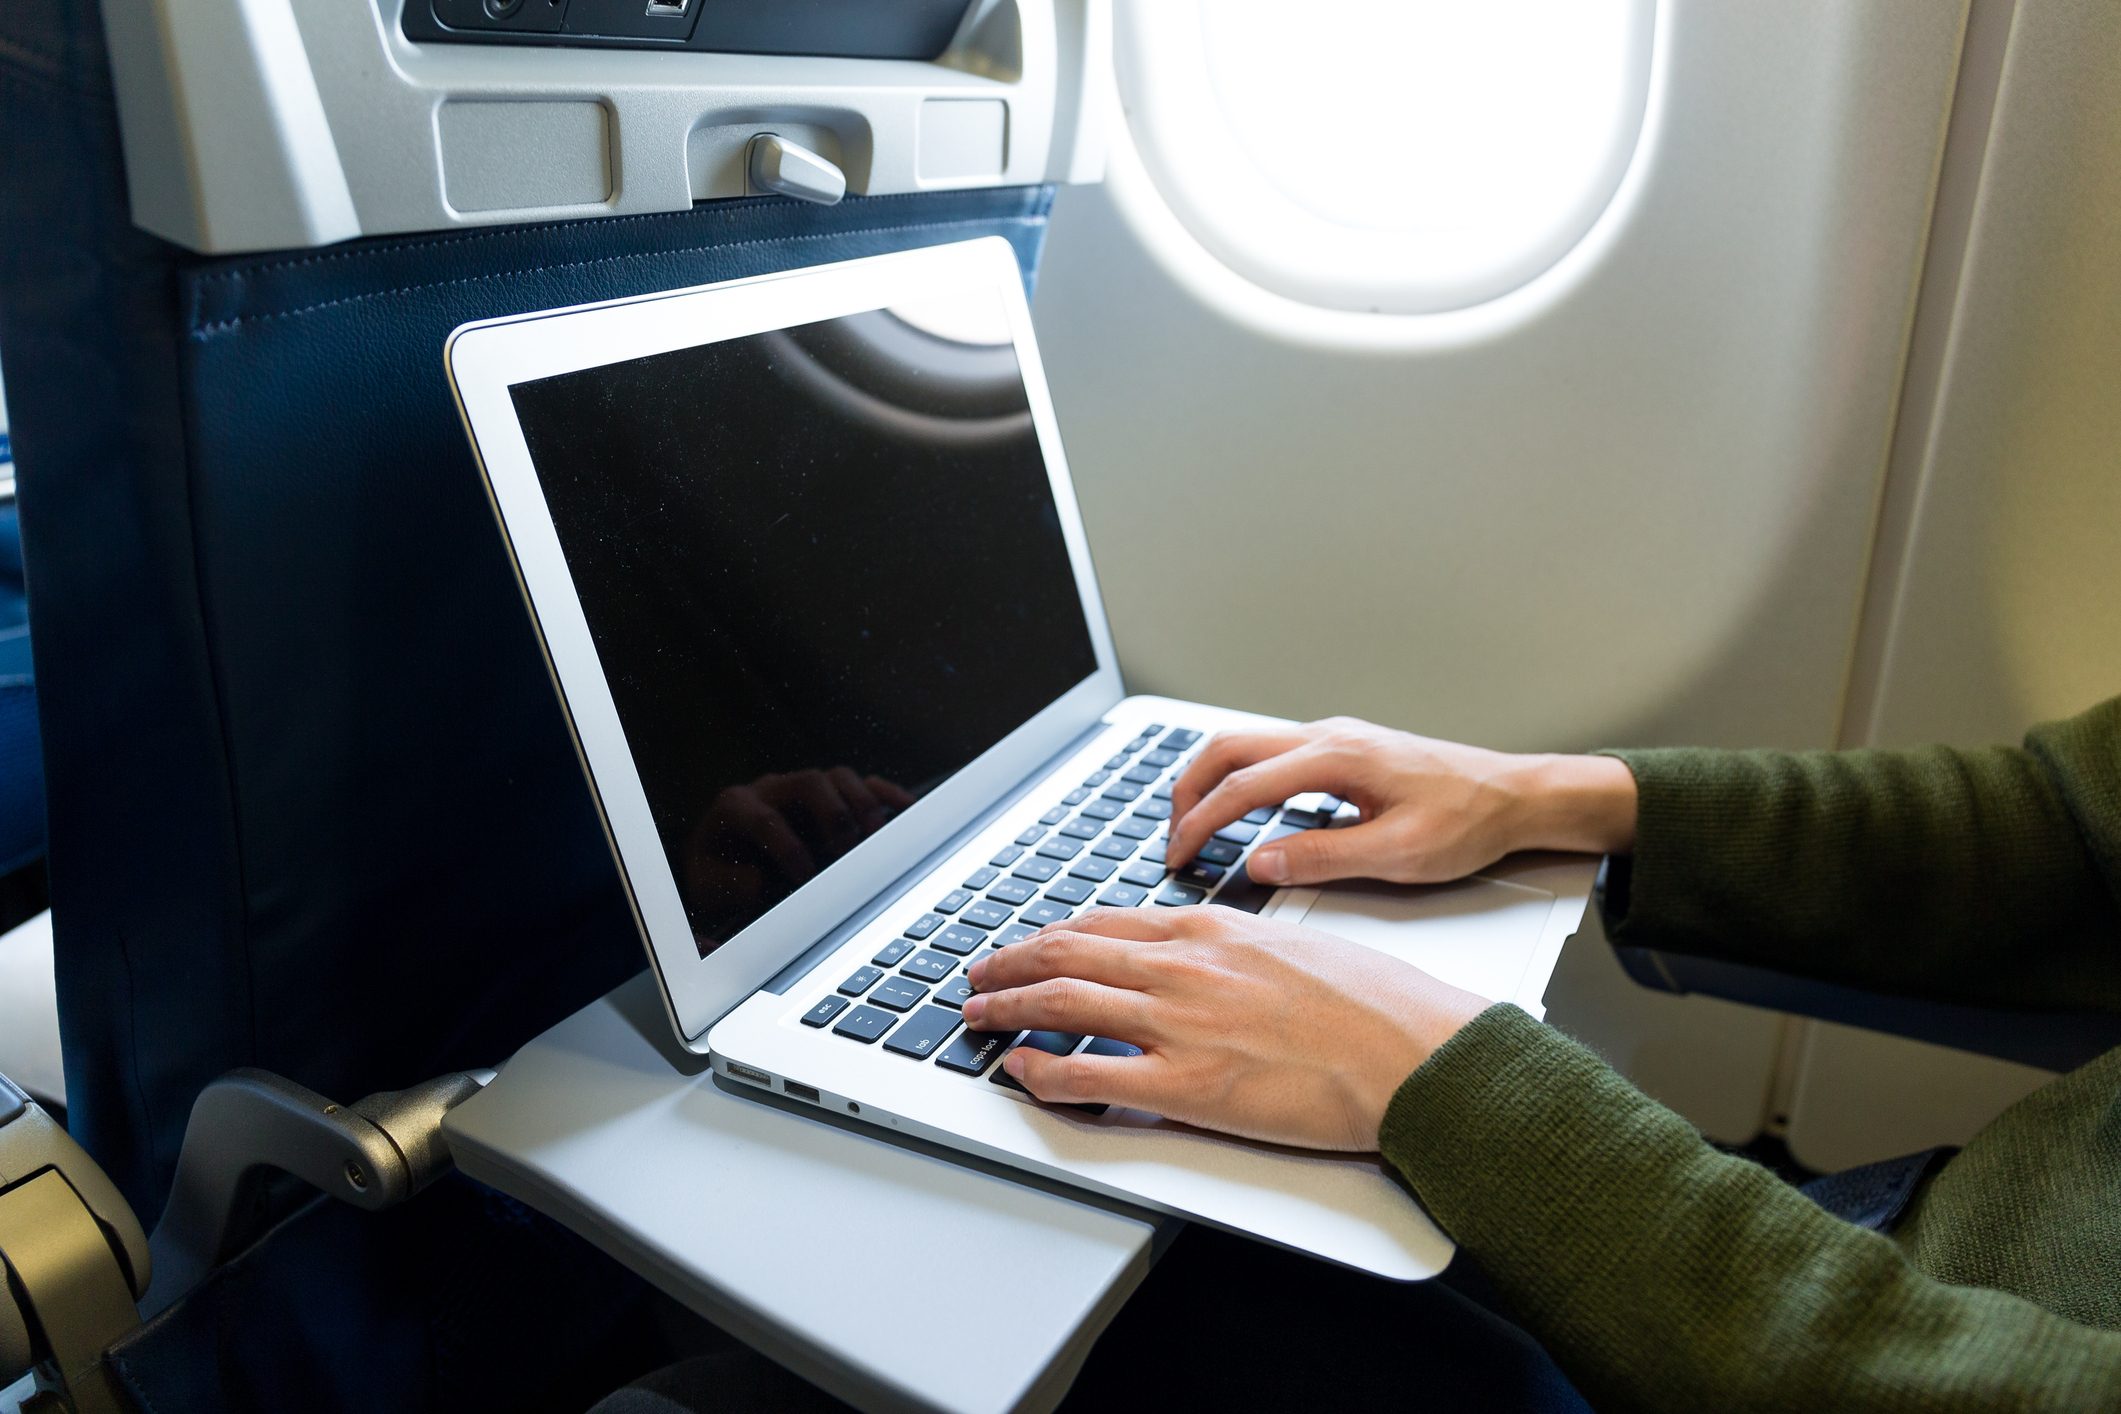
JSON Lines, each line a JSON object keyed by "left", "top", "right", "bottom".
{"left": 1288, "top": 875, "right": 1555, "bottom": 1004}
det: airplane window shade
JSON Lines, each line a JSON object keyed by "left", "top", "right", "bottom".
{"left": 1116, "top": 0, "right": 1656, "bottom": 316}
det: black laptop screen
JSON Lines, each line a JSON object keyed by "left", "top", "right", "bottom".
{"left": 509, "top": 299, "right": 1100, "bottom": 956}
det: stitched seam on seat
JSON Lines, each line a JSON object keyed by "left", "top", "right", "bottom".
{"left": 189, "top": 187, "right": 1049, "bottom": 287}
{"left": 188, "top": 216, "right": 1041, "bottom": 336}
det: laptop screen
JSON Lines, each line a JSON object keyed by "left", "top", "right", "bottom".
{"left": 509, "top": 294, "right": 1099, "bottom": 956}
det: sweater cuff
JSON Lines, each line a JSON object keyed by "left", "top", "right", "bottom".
{"left": 1378, "top": 1001, "right": 1654, "bottom": 1255}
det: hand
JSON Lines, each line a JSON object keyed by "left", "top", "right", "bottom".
{"left": 961, "top": 906, "right": 1490, "bottom": 1151}
{"left": 1167, "top": 717, "right": 1636, "bottom": 886}
{"left": 680, "top": 768, "right": 915, "bottom": 938}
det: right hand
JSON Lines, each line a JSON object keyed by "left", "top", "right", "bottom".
{"left": 1166, "top": 717, "right": 1636, "bottom": 887}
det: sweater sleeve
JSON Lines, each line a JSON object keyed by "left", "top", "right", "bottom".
{"left": 1597, "top": 698, "right": 2121, "bottom": 1013}
{"left": 1382, "top": 1005, "right": 2121, "bottom": 1412}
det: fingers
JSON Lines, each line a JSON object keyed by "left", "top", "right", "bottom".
{"left": 961, "top": 976, "right": 1159, "bottom": 1041}
{"left": 1242, "top": 818, "right": 1388, "bottom": 886}
{"left": 1170, "top": 728, "right": 1307, "bottom": 827}
{"left": 866, "top": 775, "right": 917, "bottom": 812}
{"left": 828, "top": 766, "right": 887, "bottom": 834}
{"left": 1168, "top": 747, "right": 1331, "bottom": 868}
{"left": 967, "top": 919, "right": 1164, "bottom": 992}
{"left": 715, "top": 787, "right": 816, "bottom": 881}
{"left": 1003, "top": 1046, "right": 1169, "bottom": 1111}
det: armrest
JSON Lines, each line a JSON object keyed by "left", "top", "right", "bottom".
{"left": 1612, "top": 945, "right": 2121, "bottom": 1072}
{"left": 0, "top": 1071, "right": 147, "bottom": 1413}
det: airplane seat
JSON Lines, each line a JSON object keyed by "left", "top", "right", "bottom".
{"left": 0, "top": 0, "right": 1060, "bottom": 1407}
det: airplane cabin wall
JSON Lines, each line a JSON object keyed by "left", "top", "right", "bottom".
{"left": 1033, "top": 0, "right": 1988, "bottom": 1142}
{"left": 1787, "top": 0, "right": 2121, "bottom": 1172}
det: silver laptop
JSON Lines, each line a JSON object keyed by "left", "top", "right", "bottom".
{"left": 445, "top": 237, "right": 1591, "bottom": 1280}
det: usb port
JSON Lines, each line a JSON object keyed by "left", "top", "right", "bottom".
{"left": 724, "top": 1061, "right": 772, "bottom": 1087}
{"left": 784, "top": 1081, "right": 821, "bottom": 1104}
{"left": 645, "top": 0, "right": 689, "bottom": 15}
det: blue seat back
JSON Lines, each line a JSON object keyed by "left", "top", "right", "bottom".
{"left": 0, "top": 0, "right": 1055, "bottom": 1218}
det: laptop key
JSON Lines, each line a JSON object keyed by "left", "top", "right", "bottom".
{"left": 904, "top": 912, "right": 946, "bottom": 941}
{"left": 1045, "top": 877, "right": 1096, "bottom": 905}
{"left": 987, "top": 877, "right": 1039, "bottom": 906}
{"left": 935, "top": 888, "right": 975, "bottom": 914}
{"left": 1036, "top": 836, "right": 1084, "bottom": 861}
{"left": 1113, "top": 816, "right": 1158, "bottom": 840}
{"left": 1012, "top": 855, "right": 1064, "bottom": 883}
{"left": 1098, "top": 883, "right": 1150, "bottom": 908}
{"left": 1198, "top": 839, "right": 1243, "bottom": 867}
{"left": 934, "top": 975, "right": 977, "bottom": 1009}
{"left": 937, "top": 1028, "right": 1015, "bottom": 1076}
{"left": 1142, "top": 839, "right": 1168, "bottom": 865}
{"left": 989, "top": 844, "right": 1025, "bottom": 868}
{"left": 838, "top": 966, "right": 883, "bottom": 996}
{"left": 871, "top": 937, "right": 916, "bottom": 968}
{"left": 1161, "top": 728, "right": 1202, "bottom": 748}
{"left": 932, "top": 924, "right": 987, "bottom": 956}
{"left": 1121, "top": 763, "right": 1162, "bottom": 786}
{"left": 832, "top": 1005, "right": 895, "bottom": 1044}
{"left": 1062, "top": 787, "right": 1092, "bottom": 806}
{"left": 1211, "top": 865, "right": 1276, "bottom": 915}
{"left": 1059, "top": 816, "right": 1103, "bottom": 841}
{"left": 801, "top": 995, "right": 850, "bottom": 1027}
{"left": 1080, "top": 798, "right": 1124, "bottom": 821}
{"left": 1177, "top": 861, "right": 1226, "bottom": 889}
{"left": 962, "top": 900, "right": 1014, "bottom": 931}
{"left": 1242, "top": 807, "right": 1278, "bottom": 826}
{"left": 1082, "top": 770, "right": 1111, "bottom": 787}
{"left": 1104, "top": 754, "right": 1132, "bottom": 771}
{"left": 1101, "top": 781, "right": 1144, "bottom": 804}
{"left": 871, "top": 976, "right": 929, "bottom": 1012}
{"left": 962, "top": 866, "right": 1000, "bottom": 890}
{"left": 1022, "top": 900, "right": 1075, "bottom": 928}
{"left": 1040, "top": 805, "right": 1068, "bottom": 826}
{"left": 1151, "top": 781, "right": 1176, "bottom": 801}
{"left": 883, "top": 1005, "right": 962, "bottom": 1060}
{"left": 900, "top": 950, "right": 957, "bottom": 984}
{"left": 1156, "top": 882, "right": 1206, "bottom": 907}
{"left": 1090, "top": 836, "right": 1135, "bottom": 862}
{"left": 993, "top": 922, "right": 1037, "bottom": 946}
{"left": 1015, "top": 826, "right": 1046, "bottom": 847}
{"left": 1120, "top": 861, "right": 1164, "bottom": 889}
{"left": 1142, "top": 748, "right": 1179, "bottom": 768}
{"left": 1212, "top": 822, "right": 1260, "bottom": 846}
{"left": 1068, "top": 856, "right": 1117, "bottom": 883}
{"left": 1133, "top": 797, "right": 1173, "bottom": 821}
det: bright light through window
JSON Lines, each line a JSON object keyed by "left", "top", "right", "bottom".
{"left": 1116, "top": 0, "right": 1656, "bottom": 316}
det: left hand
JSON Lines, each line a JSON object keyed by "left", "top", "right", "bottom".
{"left": 961, "top": 906, "right": 1490, "bottom": 1151}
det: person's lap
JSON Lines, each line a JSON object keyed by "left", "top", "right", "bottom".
{"left": 593, "top": 1224, "right": 1587, "bottom": 1412}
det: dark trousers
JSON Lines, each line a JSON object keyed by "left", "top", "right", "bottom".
{"left": 596, "top": 1224, "right": 1589, "bottom": 1413}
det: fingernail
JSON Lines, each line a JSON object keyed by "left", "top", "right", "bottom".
{"left": 1249, "top": 849, "right": 1288, "bottom": 885}
{"left": 1003, "top": 1050, "right": 1026, "bottom": 1077}
{"left": 966, "top": 957, "right": 987, "bottom": 984}
{"left": 963, "top": 995, "right": 987, "bottom": 1023}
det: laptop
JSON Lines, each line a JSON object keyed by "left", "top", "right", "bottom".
{"left": 445, "top": 237, "right": 1592, "bottom": 1280}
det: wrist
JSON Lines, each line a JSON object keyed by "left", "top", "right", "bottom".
{"left": 1506, "top": 753, "right": 1638, "bottom": 856}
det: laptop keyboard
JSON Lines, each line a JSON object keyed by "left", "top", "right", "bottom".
{"left": 796, "top": 722, "right": 1342, "bottom": 1101}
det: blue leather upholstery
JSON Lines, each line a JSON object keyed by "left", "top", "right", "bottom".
{"left": 0, "top": 0, "right": 1055, "bottom": 1219}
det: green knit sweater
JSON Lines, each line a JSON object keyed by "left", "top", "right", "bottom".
{"left": 1379, "top": 698, "right": 2121, "bottom": 1410}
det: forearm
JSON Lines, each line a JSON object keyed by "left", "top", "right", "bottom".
{"left": 1383, "top": 1007, "right": 2121, "bottom": 1412}
{"left": 1592, "top": 701, "right": 2121, "bottom": 1012}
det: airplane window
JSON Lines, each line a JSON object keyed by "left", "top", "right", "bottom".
{"left": 1114, "top": 0, "right": 1656, "bottom": 316}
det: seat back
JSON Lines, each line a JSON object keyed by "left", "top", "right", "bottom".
{"left": 0, "top": 0, "right": 1057, "bottom": 1219}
